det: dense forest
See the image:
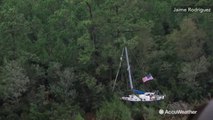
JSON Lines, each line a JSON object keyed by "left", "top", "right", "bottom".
{"left": 0, "top": 0, "right": 212, "bottom": 120}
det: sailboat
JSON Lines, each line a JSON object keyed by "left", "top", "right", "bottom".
{"left": 113, "top": 47, "right": 165, "bottom": 102}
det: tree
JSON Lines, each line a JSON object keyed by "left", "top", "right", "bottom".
{"left": 48, "top": 63, "right": 77, "bottom": 103}
{"left": 75, "top": 113, "right": 84, "bottom": 120}
{"left": 178, "top": 56, "right": 210, "bottom": 85}
{"left": 97, "top": 97, "right": 131, "bottom": 120}
{"left": 168, "top": 18, "right": 206, "bottom": 61}
{"left": 0, "top": 7, "right": 31, "bottom": 62}
{"left": 0, "top": 60, "right": 29, "bottom": 100}
{"left": 165, "top": 18, "right": 210, "bottom": 101}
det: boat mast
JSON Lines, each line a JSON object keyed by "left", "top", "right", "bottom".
{"left": 124, "top": 47, "right": 134, "bottom": 90}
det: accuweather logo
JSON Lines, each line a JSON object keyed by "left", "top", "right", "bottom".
{"left": 159, "top": 109, "right": 197, "bottom": 115}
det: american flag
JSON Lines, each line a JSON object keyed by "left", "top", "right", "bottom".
{"left": 142, "top": 74, "right": 154, "bottom": 83}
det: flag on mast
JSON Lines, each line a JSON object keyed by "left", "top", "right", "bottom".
{"left": 142, "top": 74, "right": 154, "bottom": 83}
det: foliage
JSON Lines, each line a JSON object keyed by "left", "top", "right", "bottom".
{"left": 96, "top": 97, "right": 131, "bottom": 120}
{"left": 75, "top": 113, "right": 85, "bottom": 120}
{"left": 0, "top": 60, "right": 29, "bottom": 100}
{"left": 0, "top": 0, "right": 212, "bottom": 119}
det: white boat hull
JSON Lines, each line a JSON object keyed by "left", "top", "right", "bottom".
{"left": 121, "top": 92, "right": 165, "bottom": 102}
